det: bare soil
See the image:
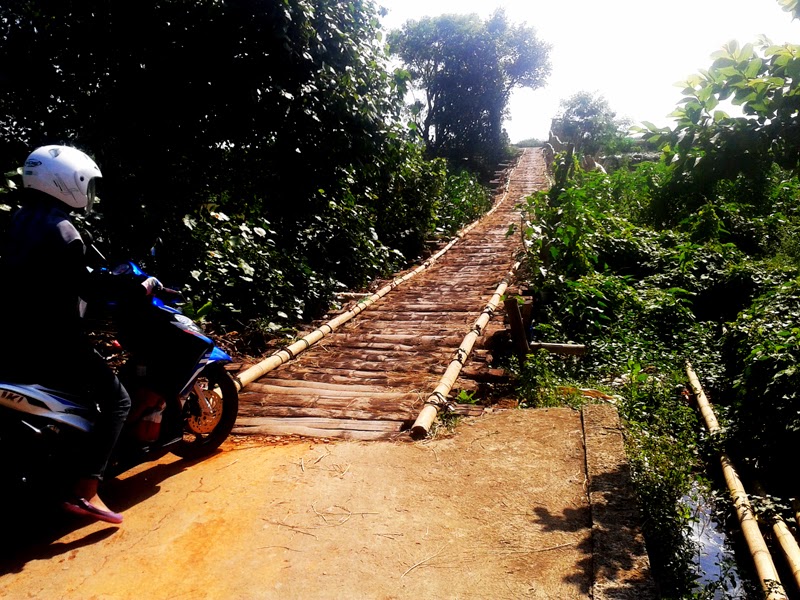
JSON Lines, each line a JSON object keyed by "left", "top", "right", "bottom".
{"left": 0, "top": 407, "right": 655, "bottom": 599}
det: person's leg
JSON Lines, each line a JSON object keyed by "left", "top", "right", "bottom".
{"left": 81, "top": 349, "right": 131, "bottom": 480}
{"left": 66, "top": 348, "right": 131, "bottom": 522}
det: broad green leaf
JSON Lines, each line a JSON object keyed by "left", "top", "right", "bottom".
{"left": 745, "top": 58, "right": 763, "bottom": 78}
{"left": 739, "top": 43, "right": 755, "bottom": 62}
{"left": 765, "top": 45, "right": 787, "bottom": 57}
{"left": 685, "top": 74, "right": 703, "bottom": 87}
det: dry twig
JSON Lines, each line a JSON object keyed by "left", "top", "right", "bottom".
{"left": 258, "top": 545, "right": 303, "bottom": 552}
{"left": 262, "top": 518, "right": 319, "bottom": 539}
{"left": 401, "top": 546, "right": 446, "bottom": 578}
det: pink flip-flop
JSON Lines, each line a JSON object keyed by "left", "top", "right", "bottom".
{"left": 62, "top": 497, "right": 123, "bottom": 524}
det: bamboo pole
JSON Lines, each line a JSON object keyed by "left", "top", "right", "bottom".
{"left": 528, "top": 342, "right": 587, "bottom": 356}
{"left": 685, "top": 362, "right": 788, "bottom": 600}
{"left": 233, "top": 164, "right": 517, "bottom": 392}
{"left": 410, "top": 261, "right": 521, "bottom": 439}
{"left": 752, "top": 481, "right": 800, "bottom": 591}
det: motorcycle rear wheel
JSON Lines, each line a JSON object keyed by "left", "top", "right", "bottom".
{"left": 171, "top": 363, "right": 238, "bottom": 460}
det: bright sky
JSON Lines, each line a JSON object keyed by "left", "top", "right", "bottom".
{"left": 377, "top": 0, "right": 800, "bottom": 142}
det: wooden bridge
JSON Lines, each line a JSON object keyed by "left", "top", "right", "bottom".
{"left": 233, "top": 148, "right": 547, "bottom": 440}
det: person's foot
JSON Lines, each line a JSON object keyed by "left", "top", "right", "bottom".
{"left": 62, "top": 497, "right": 123, "bottom": 524}
{"left": 64, "top": 477, "right": 123, "bottom": 524}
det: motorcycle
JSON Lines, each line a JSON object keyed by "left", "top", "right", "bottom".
{"left": 0, "top": 255, "right": 239, "bottom": 497}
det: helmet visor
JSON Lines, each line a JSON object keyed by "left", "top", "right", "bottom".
{"left": 86, "top": 178, "right": 97, "bottom": 213}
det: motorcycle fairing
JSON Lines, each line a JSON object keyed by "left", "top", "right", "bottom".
{"left": 0, "top": 383, "right": 93, "bottom": 431}
{"left": 177, "top": 346, "right": 232, "bottom": 398}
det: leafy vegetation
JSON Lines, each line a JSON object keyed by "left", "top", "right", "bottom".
{"left": 513, "top": 34, "right": 800, "bottom": 595}
{"left": 0, "top": 0, "right": 495, "bottom": 348}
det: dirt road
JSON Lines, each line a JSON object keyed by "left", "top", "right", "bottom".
{"left": 0, "top": 406, "right": 655, "bottom": 599}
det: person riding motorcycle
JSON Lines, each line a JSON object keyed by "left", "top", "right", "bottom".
{"left": 0, "top": 145, "right": 159, "bottom": 524}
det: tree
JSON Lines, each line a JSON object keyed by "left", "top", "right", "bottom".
{"left": 550, "top": 91, "right": 630, "bottom": 156}
{"left": 389, "top": 10, "right": 550, "bottom": 174}
{"left": 636, "top": 37, "right": 800, "bottom": 215}
{"left": 0, "top": 0, "right": 451, "bottom": 328}
{"left": 0, "top": 0, "right": 407, "bottom": 237}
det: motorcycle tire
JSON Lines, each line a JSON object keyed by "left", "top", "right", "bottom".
{"left": 171, "top": 363, "right": 239, "bottom": 460}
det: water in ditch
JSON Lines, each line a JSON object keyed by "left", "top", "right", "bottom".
{"left": 683, "top": 482, "right": 750, "bottom": 598}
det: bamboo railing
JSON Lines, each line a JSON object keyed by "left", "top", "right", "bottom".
{"left": 410, "top": 261, "right": 521, "bottom": 438}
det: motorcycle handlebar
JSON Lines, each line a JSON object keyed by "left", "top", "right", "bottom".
{"left": 155, "top": 287, "right": 185, "bottom": 304}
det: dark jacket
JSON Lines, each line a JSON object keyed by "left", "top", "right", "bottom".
{"left": 0, "top": 192, "right": 102, "bottom": 384}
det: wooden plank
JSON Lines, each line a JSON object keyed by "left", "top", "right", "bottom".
{"left": 263, "top": 371, "right": 392, "bottom": 385}
{"left": 233, "top": 417, "right": 407, "bottom": 440}
{"left": 334, "top": 334, "right": 465, "bottom": 344}
{"left": 368, "top": 304, "right": 484, "bottom": 312}
{"left": 238, "top": 391, "right": 421, "bottom": 411}
{"left": 235, "top": 416, "right": 404, "bottom": 431}
{"left": 233, "top": 424, "right": 404, "bottom": 441}
{"left": 284, "top": 359, "right": 447, "bottom": 373}
{"left": 237, "top": 405, "right": 415, "bottom": 421}
{"left": 451, "top": 404, "right": 484, "bottom": 417}
{"left": 246, "top": 378, "right": 387, "bottom": 393}
{"left": 350, "top": 318, "right": 469, "bottom": 328}
{"left": 317, "top": 341, "right": 420, "bottom": 352}
{"left": 244, "top": 382, "right": 422, "bottom": 400}
{"left": 459, "top": 366, "right": 510, "bottom": 382}
{"left": 239, "top": 395, "right": 420, "bottom": 412}
{"left": 357, "top": 312, "right": 475, "bottom": 322}
{"left": 290, "top": 349, "right": 452, "bottom": 363}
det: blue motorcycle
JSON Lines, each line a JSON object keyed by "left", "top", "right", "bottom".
{"left": 0, "top": 259, "right": 239, "bottom": 492}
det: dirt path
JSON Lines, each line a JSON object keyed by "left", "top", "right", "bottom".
{"left": 0, "top": 406, "right": 656, "bottom": 599}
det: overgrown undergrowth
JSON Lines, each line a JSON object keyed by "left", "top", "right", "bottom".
{"left": 510, "top": 154, "right": 800, "bottom": 598}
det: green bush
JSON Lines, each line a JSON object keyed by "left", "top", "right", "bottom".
{"left": 721, "top": 278, "right": 800, "bottom": 488}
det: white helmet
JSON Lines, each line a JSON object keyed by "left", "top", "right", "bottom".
{"left": 22, "top": 145, "right": 102, "bottom": 210}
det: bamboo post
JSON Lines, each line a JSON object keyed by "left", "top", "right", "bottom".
{"left": 410, "top": 262, "right": 521, "bottom": 439}
{"left": 503, "top": 297, "right": 530, "bottom": 357}
{"left": 233, "top": 160, "right": 519, "bottom": 392}
{"left": 685, "top": 362, "right": 788, "bottom": 600}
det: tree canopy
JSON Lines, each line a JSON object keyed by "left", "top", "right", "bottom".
{"left": 634, "top": 37, "right": 800, "bottom": 225}
{"left": 1, "top": 0, "right": 403, "bottom": 236}
{"left": 0, "top": 0, "right": 493, "bottom": 339}
{"left": 550, "top": 91, "right": 631, "bottom": 156}
{"left": 389, "top": 10, "right": 550, "bottom": 174}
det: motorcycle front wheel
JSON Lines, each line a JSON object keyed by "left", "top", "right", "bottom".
{"left": 171, "top": 363, "right": 238, "bottom": 460}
